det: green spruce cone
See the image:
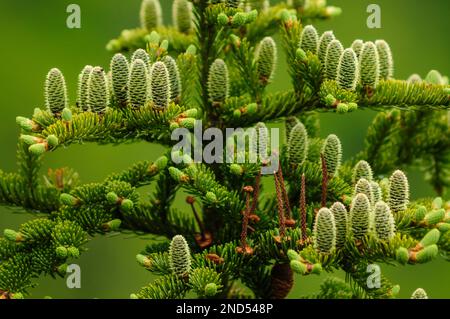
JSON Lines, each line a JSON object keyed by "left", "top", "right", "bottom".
{"left": 375, "top": 40, "right": 394, "bottom": 79}
{"left": 411, "top": 288, "right": 428, "bottom": 299}
{"left": 415, "top": 244, "right": 438, "bottom": 263}
{"left": 354, "top": 178, "right": 374, "bottom": 204}
{"left": 419, "top": 229, "right": 440, "bottom": 247}
{"left": 290, "top": 260, "right": 307, "bottom": 274}
{"left": 172, "top": 0, "right": 193, "bottom": 33}
{"left": 87, "top": 66, "right": 109, "bottom": 113}
{"left": 425, "top": 70, "right": 444, "bottom": 85}
{"left": 217, "top": 13, "right": 229, "bottom": 26}
{"left": 150, "top": 61, "right": 171, "bottom": 109}
{"left": 285, "top": 116, "right": 300, "bottom": 142}
{"left": 337, "top": 48, "right": 358, "bottom": 91}
{"left": 388, "top": 170, "right": 409, "bottom": 214}
{"left": 287, "top": 249, "right": 300, "bottom": 261}
{"left": 61, "top": 107, "right": 72, "bottom": 122}
{"left": 359, "top": 41, "right": 380, "bottom": 88}
{"left": 255, "top": 37, "right": 277, "bottom": 83}
{"left": 77, "top": 65, "right": 93, "bottom": 111}
{"left": 121, "top": 199, "right": 134, "bottom": 212}
{"left": 423, "top": 209, "right": 445, "bottom": 226}
{"left": 207, "top": 59, "right": 229, "bottom": 103}
{"left": 352, "top": 160, "right": 373, "bottom": 184}
{"left": 140, "top": 0, "right": 162, "bottom": 31}
{"left": 131, "top": 49, "right": 150, "bottom": 67}
{"left": 45, "top": 68, "right": 68, "bottom": 114}
{"left": 317, "top": 31, "right": 335, "bottom": 63}
{"left": 231, "top": 12, "right": 246, "bottom": 27}
{"left": 408, "top": 73, "right": 422, "bottom": 83}
{"left": 287, "top": 122, "right": 308, "bottom": 166}
{"left": 110, "top": 53, "right": 129, "bottom": 107}
{"left": 396, "top": 247, "right": 409, "bottom": 264}
{"left": 330, "top": 202, "right": 348, "bottom": 248}
{"left": 299, "top": 25, "right": 319, "bottom": 54}
{"left": 204, "top": 283, "right": 218, "bottom": 297}
{"left": 415, "top": 205, "right": 427, "bottom": 222}
{"left": 162, "top": 55, "right": 182, "bottom": 102}
{"left": 147, "top": 31, "right": 160, "bottom": 46}
{"left": 371, "top": 181, "right": 382, "bottom": 203}
{"left": 374, "top": 201, "right": 396, "bottom": 241}
{"left": 350, "top": 193, "right": 371, "bottom": 239}
{"left": 325, "top": 39, "right": 344, "bottom": 80}
{"left": 432, "top": 197, "right": 443, "bottom": 209}
{"left": 128, "top": 59, "right": 149, "bottom": 108}
{"left": 313, "top": 208, "right": 336, "bottom": 254}
{"left": 321, "top": 134, "right": 342, "bottom": 177}
{"left": 351, "top": 39, "right": 364, "bottom": 58}
{"left": 169, "top": 235, "right": 191, "bottom": 277}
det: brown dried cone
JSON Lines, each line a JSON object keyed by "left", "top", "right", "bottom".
{"left": 274, "top": 172, "right": 286, "bottom": 236}
{"left": 269, "top": 263, "right": 294, "bottom": 299}
{"left": 277, "top": 165, "right": 292, "bottom": 218}
{"left": 205, "top": 253, "right": 224, "bottom": 265}
{"left": 237, "top": 186, "right": 254, "bottom": 254}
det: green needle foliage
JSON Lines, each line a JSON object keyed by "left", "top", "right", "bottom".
{"left": 45, "top": 68, "right": 68, "bottom": 115}
{"left": 0, "top": 0, "right": 449, "bottom": 300}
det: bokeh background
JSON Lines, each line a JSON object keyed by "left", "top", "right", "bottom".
{"left": 0, "top": 0, "right": 449, "bottom": 298}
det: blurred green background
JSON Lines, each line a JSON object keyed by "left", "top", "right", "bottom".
{"left": 0, "top": 0, "right": 449, "bottom": 298}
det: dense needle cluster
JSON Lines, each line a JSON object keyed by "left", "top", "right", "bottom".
{"left": 2, "top": 0, "right": 450, "bottom": 300}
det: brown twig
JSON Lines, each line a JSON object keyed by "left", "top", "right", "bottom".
{"left": 320, "top": 154, "right": 328, "bottom": 208}
{"left": 249, "top": 171, "right": 261, "bottom": 215}
{"left": 300, "top": 173, "right": 307, "bottom": 242}
{"left": 274, "top": 172, "right": 286, "bottom": 237}
{"left": 186, "top": 196, "right": 206, "bottom": 240}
